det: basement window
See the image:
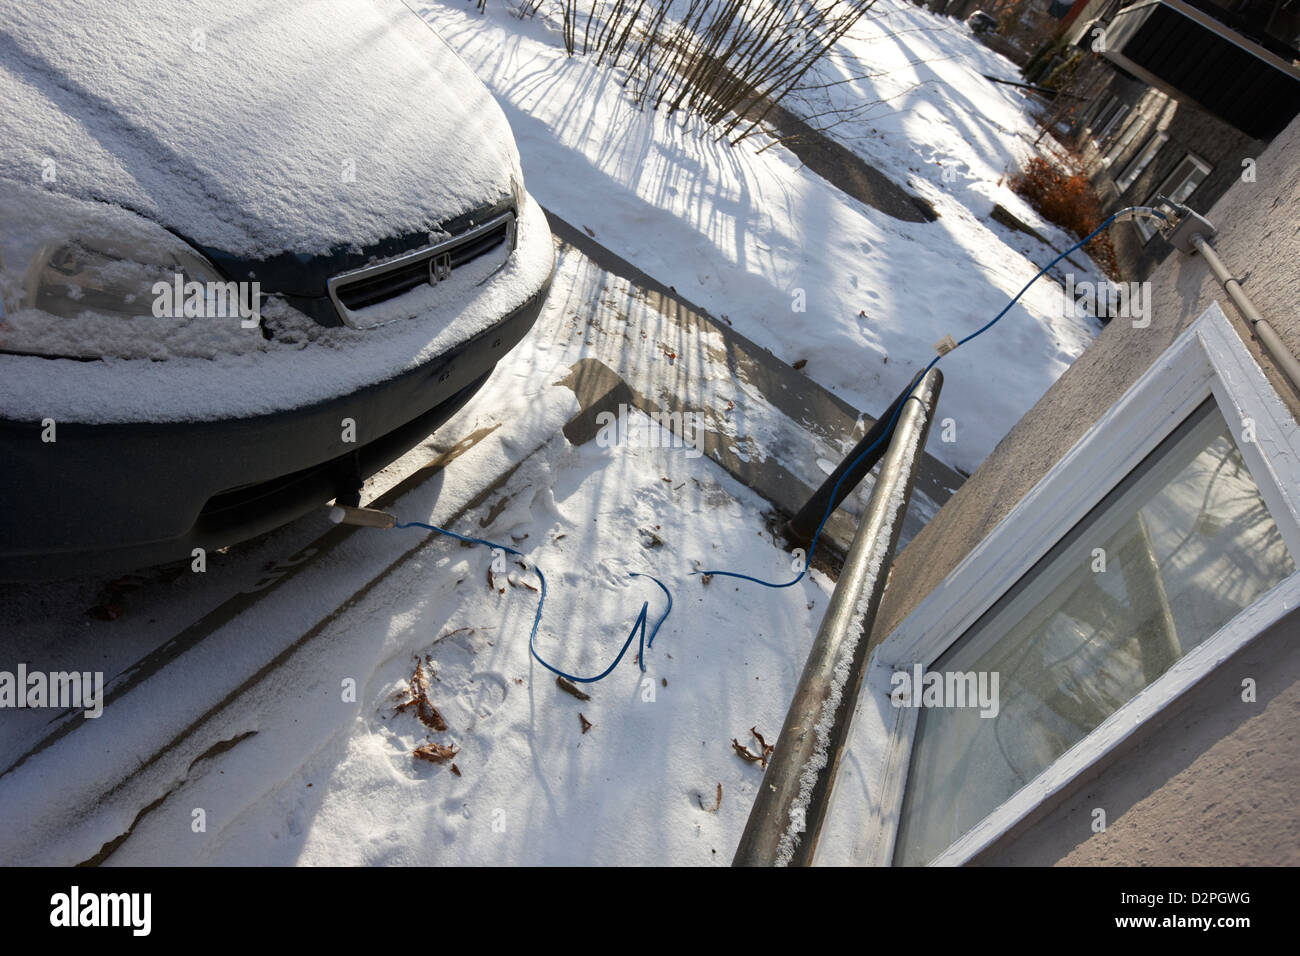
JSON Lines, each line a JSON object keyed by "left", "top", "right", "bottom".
{"left": 893, "top": 399, "right": 1293, "bottom": 866}
{"left": 1092, "top": 98, "right": 1129, "bottom": 143}
{"left": 1116, "top": 131, "right": 1169, "bottom": 192}
{"left": 832, "top": 305, "right": 1300, "bottom": 866}
{"left": 1135, "top": 153, "right": 1212, "bottom": 242}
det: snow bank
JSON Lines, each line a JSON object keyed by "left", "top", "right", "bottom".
{"left": 421, "top": 0, "right": 1106, "bottom": 473}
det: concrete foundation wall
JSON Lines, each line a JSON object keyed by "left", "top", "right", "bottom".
{"left": 868, "top": 112, "right": 1300, "bottom": 865}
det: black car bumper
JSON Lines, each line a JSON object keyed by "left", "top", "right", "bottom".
{"left": 0, "top": 277, "right": 550, "bottom": 582}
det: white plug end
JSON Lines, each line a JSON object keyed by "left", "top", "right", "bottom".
{"left": 327, "top": 505, "right": 397, "bottom": 528}
{"left": 934, "top": 334, "right": 958, "bottom": 356}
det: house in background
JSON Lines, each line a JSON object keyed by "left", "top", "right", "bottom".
{"left": 1053, "top": 0, "right": 1300, "bottom": 278}
{"left": 923, "top": 0, "right": 1068, "bottom": 63}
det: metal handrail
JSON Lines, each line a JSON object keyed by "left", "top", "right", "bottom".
{"left": 733, "top": 367, "right": 942, "bottom": 867}
{"left": 783, "top": 370, "right": 924, "bottom": 549}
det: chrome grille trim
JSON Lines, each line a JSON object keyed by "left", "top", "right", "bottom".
{"left": 326, "top": 209, "right": 516, "bottom": 329}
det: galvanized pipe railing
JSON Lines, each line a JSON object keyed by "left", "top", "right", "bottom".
{"left": 733, "top": 367, "right": 942, "bottom": 867}
{"left": 784, "top": 370, "right": 924, "bottom": 550}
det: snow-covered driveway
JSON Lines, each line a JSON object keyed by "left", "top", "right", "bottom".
{"left": 0, "top": 238, "right": 879, "bottom": 865}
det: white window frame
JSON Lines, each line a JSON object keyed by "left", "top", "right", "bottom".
{"left": 826, "top": 304, "right": 1300, "bottom": 867}
{"left": 1102, "top": 114, "right": 1144, "bottom": 167}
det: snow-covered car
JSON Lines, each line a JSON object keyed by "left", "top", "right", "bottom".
{"left": 966, "top": 11, "right": 999, "bottom": 33}
{"left": 0, "top": 0, "right": 554, "bottom": 581}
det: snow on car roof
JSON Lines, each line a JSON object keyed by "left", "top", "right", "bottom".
{"left": 0, "top": 0, "right": 520, "bottom": 258}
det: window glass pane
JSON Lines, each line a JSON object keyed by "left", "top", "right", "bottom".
{"left": 1117, "top": 132, "right": 1168, "bottom": 191}
{"left": 1098, "top": 104, "right": 1129, "bottom": 141}
{"left": 1104, "top": 117, "right": 1143, "bottom": 166}
{"left": 1166, "top": 158, "right": 1210, "bottom": 203}
{"left": 893, "top": 401, "right": 1295, "bottom": 866}
{"left": 1093, "top": 99, "right": 1127, "bottom": 140}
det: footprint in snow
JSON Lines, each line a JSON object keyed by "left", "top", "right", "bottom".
{"left": 457, "top": 672, "right": 510, "bottom": 726}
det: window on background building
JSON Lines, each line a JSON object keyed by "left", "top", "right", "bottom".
{"left": 1086, "top": 95, "right": 1117, "bottom": 130}
{"left": 1116, "top": 131, "right": 1169, "bottom": 191}
{"left": 1093, "top": 98, "right": 1129, "bottom": 143}
{"left": 1103, "top": 114, "right": 1145, "bottom": 167}
{"left": 1136, "top": 153, "right": 1213, "bottom": 242}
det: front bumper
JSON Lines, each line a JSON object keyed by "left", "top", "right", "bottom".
{"left": 0, "top": 259, "right": 552, "bottom": 583}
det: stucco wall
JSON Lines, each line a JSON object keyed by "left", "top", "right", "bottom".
{"left": 868, "top": 112, "right": 1300, "bottom": 865}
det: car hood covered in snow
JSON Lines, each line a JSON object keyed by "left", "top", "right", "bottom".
{"left": 0, "top": 0, "right": 521, "bottom": 260}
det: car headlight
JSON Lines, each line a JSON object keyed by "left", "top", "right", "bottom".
{"left": 22, "top": 237, "right": 221, "bottom": 324}
{"left": 1, "top": 185, "right": 264, "bottom": 361}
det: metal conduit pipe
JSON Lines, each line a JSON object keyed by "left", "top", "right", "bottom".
{"left": 733, "top": 367, "right": 942, "bottom": 867}
{"left": 1190, "top": 234, "right": 1300, "bottom": 396}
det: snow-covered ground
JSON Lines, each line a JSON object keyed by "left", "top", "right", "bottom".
{"left": 420, "top": 0, "right": 1104, "bottom": 473}
{"left": 0, "top": 244, "right": 837, "bottom": 866}
{"left": 1, "top": 0, "right": 1112, "bottom": 868}
{"left": 106, "top": 423, "right": 831, "bottom": 866}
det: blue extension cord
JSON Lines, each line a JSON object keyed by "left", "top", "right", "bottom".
{"left": 396, "top": 520, "right": 672, "bottom": 684}
{"left": 395, "top": 207, "right": 1153, "bottom": 679}
{"left": 693, "top": 207, "right": 1154, "bottom": 588}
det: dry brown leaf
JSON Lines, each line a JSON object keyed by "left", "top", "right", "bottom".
{"left": 751, "top": 727, "right": 775, "bottom": 768}
{"left": 394, "top": 658, "right": 448, "bottom": 731}
{"left": 579, "top": 713, "right": 593, "bottom": 734}
{"left": 732, "top": 739, "right": 762, "bottom": 763}
{"left": 697, "top": 782, "right": 722, "bottom": 812}
{"left": 556, "top": 675, "right": 591, "bottom": 701}
{"left": 413, "top": 742, "right": 458, "bottom": 763}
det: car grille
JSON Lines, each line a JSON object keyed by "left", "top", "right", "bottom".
{"left": 327, "top": 209, "right": 515, "bottom": 327}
